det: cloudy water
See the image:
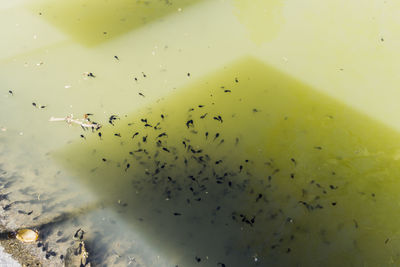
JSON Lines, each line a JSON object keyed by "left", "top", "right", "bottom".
{"left": 1, "top": 0, "right": 400, "bottom": 266}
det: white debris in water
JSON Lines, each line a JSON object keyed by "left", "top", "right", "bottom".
{"left": 0, "top": 246, "right": 20, "bottom": 267}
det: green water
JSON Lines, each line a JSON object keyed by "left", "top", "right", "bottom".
{"left": 57, "top": 57, "right": 400, "bottom": 266}
{"left": 30, "top": 0, "right": 203, "bottom": 46}
{"left": 1, "top": 0, "right": 400, "bottom": 266}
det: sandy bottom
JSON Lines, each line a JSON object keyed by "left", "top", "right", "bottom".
{"left": 0, "top": 246, "right": 20, "bottom": 267}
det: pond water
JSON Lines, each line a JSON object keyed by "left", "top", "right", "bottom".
{"left": 2, "top": 0, "right": 400, "bottom": 266}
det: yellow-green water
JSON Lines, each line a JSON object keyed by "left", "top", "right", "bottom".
{"left": 30, "top": 0, "right": 203, "bottom": 46}
{"left": 1, "top": 0, "right": 400, "bottom": 266}
{"left": 57, "top": 58, "right": 400, "bottom": 266}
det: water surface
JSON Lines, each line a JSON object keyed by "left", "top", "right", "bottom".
{"left": 1, "top": 1, "right": 400, "bottom": 266}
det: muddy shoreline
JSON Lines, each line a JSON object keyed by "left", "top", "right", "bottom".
{"left": 0, "top": 165, "right": 93, "bottom": 267}
{"left": 0, "top": 131, "right": 155, "bottom": 267}
{"left": 0, "top": 136, "right": 104, "bottom": 267}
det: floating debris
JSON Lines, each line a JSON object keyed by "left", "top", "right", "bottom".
{"left": 49, "top": 114, "right": 102, "bottom": 131}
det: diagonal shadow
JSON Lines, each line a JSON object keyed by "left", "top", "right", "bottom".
{"left": 28, "top": 0, "right": 204, "bottom": 47}
{"left": 54, "top": 57, "right": 400, "bottom": 266}
{"left": 0, "top": 203, "right": 98, "bottom": 241}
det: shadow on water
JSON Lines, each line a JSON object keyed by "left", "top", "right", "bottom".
{"left": 28, "top": 0, "right": 204, "bottom": 46}
{"left": 0, "top": 203, "right": 97, "bottom": 241}
{"left": 54, "top": 57, "right": 400, "bottom": 266}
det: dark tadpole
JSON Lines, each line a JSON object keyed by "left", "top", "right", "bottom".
{"left": 18, "top": 210, "right": 33, "bottom": 215}
{"left": 157, "top": 132, "right": 167, "bottom": 138}
{"left": 213, "top": 115, "right": 223, "bottom": 123}
{"left": 132, "top": 132, "right": 139, "bottom": 139}
{"left": 109, "top": 115, "right": 119, "bottom": 125}
{"left": 125, "top": 163, "right": 130, "bottom": 171}
{"left": 186, "top": 119, "right": 194, "bottom": 128}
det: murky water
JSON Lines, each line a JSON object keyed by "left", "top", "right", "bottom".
{"left": 2, "top": 0, "right": 400, "bottom": 266}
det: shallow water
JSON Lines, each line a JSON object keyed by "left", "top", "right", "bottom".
{"left": 56, "top": 57, "right": 400, "bottom": 266}
{"left": 2, "top": 0, "right": 400, "bottom": 266}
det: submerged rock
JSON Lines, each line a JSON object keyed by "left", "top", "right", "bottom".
{"left": 15, "top": 229, "right": 38, "bottom": 243}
